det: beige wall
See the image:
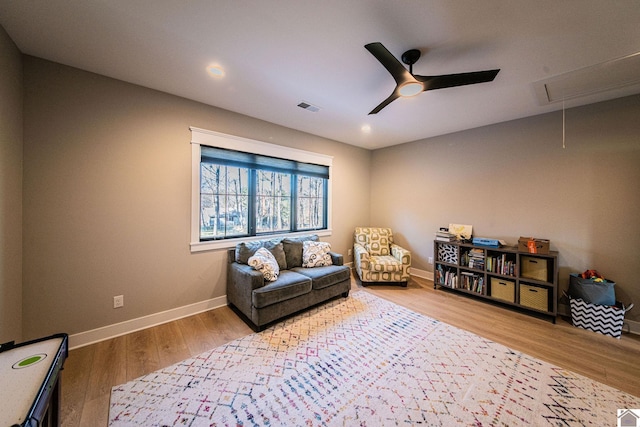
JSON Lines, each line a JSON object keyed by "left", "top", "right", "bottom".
{"left": 22, "top": 56, "right": 371, "bottom": 340}
{"left": 371, "top": 95, "right": 640, "bottom": 321}
{"left": 0, "top": 25, "right": 23, "bottom": 342}
{"left": 13, "top": 47, "right": 640, "bottom": 339}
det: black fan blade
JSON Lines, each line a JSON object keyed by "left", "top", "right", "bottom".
{"left": 414, "top": 69, "right": 500, "bottom": 91}
{"left": 369, "top": 91, "right": 401, "bottom": 115}
{"left": 365, "top": 42, "right": 414, "bottom": 86}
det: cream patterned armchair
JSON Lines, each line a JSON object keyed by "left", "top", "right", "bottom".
{"left": 353, "top": 227, "right": 411, "bottom": 286}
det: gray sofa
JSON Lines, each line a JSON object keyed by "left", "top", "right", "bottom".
{"left": 226, "top": 235, "right": 351, "bottom": 331}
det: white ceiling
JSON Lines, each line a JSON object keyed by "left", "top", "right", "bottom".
{"left": 2, "top": 1, "right": 640, "bottom": 149}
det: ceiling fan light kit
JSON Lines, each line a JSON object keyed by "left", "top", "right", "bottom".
{"left": 365, "top": 42, "right": 500, "bottom": 114}
{"left": 399, "top": 82, "right": 423, "bottom": 97}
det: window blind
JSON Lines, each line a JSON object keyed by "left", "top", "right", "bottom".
{"left": 201, "top": 146, "right": 329, "bottom": 179}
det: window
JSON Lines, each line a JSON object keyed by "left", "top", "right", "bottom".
{"left": 297, "top": 175, "right": 325, "bottom": 230}
{"left": 200, "top": 163, "right": 249, "bottom": 239}
{"left": 255, "top": 170, "right": 292, "bottom": 234}
{"left": 191, "top": 128, "right": 332, "bottom": 251}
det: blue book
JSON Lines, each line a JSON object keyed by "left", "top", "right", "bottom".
{"left": 472, "top": 237, "right": 500, "bottom": 247}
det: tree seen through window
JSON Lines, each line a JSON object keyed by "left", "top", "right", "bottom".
{"left": 199, "top": 154, "right": 327, "bottom": 240}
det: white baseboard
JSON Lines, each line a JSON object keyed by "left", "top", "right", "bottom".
{"left": 71, "top": 262, "right": 352, "bottom": 349}
{"left": 411, "top": 268, "right": 434, "bottom": 282}
{"left": 626, "top": 319, "right": 640, "bottom": 336}
{"left": 69, "top": 268, "right": 639, "bottom": 349}
{"left": 68, "top": 296, "right": 227, "bottom": 350}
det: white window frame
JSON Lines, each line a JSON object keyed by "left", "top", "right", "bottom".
{"left": 190, "top": 127, "right": 333, "bottom": 252}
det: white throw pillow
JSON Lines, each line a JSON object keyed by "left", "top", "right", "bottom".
{"left": 248, "top": 247, "right": 280, "bottom": 281}
{"left": 302, "top": 241, "right": 333, "bottom": 268}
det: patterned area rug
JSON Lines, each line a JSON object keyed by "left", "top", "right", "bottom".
{"left": 109, "top": 292, "right": 639, "bottom": 426}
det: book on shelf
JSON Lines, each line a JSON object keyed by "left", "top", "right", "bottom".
{"left": 472, "top": 237, "right": 508, "bottom": 247}
{"left": 435, "top": 230, "right": 456, "bottom": 242}
{"left": 472, "top": 237, "right": 499, "bottom": 247}
{"left": 436, "top": 264, "right": 458, "bottom": 288}
{"left": 460, "top": 271, "right": 483, "bottom": 293}
{"left": 487, "top": 253, "right": 516, "bottom": 276}
{"left": 465, "top": 248, "right": 485, "bottom": 270}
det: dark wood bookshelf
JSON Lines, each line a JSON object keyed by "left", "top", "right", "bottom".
{"left": 434, "top": 240, "right": 558, "bottom": 322}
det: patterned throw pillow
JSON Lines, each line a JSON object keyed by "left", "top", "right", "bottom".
{"left": 282, "top": 235, "right": 319, "bottom": 269}
{"left": 302, "top": 241, "right": 333, "bottom": 268}
{"left": 236, "top": 240, "right": 286, "bottom": 270}
{"left": 248, "top": 248, "right": 280, "bottom": 281}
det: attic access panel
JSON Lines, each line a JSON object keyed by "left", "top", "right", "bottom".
{"left": 533, "top": 52, "right": 640, "bottom": 105}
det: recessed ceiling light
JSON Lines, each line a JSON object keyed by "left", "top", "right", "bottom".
{"left": 207, "top": 65, "right": 225, "bottom": 78}
{"left": 361, "top": 124, "right": 371, "bottom": 133}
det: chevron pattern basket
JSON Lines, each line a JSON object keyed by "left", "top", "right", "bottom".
{"left": 569, "top": 297, "right": 630, "bottom": 339}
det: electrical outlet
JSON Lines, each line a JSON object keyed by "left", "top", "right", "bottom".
{"left": 428, "top": 257, "right": 433, "bottom": 264}
{"left": 113, "top": 295, "right": 124, "bottom": 309}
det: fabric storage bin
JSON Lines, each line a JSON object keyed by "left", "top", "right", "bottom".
{"left": 490, "top": 277, "right": 515, "bottom": 303}
{"left": 437, "top": 244, "right": 458, "bottom": 264}
{"left": 519, "top": 283, "right": 549, "bottom": 311}
{"left": 520, "top": 256, "right": 548, "bottom": 281}
{"left": 568, "top": 273, "right": 615, "bottom": 305}
{"left": 569, "top": 297, "right": 629, "bottom": 339}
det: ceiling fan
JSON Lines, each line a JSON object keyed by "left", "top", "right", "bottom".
{"left": 365, "top": 42, "right": 500, "bottom": 114}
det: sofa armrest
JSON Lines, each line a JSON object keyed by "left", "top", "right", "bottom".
{"left": 353, "top": 242, "right": 369, "bottom": 271}
{"left": 329, "top": 251, "right": 344, "bottom": 266}
{"left": 390, "top": 243, "right": 411, "bottom": 266}
{"left": 354, "top": 243, "right": 369, "bottom": 259}
{"left": 229, "top": 262, "right": 265, "bottom": 291}
{"left": 227, "top": 262, "right": 265, "bottom": 316}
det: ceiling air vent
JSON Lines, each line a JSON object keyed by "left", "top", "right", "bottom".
{"left": 533, "top": 52, "right": 640, "bottom": 105}
{"left": 297, "top": 101, "right": 321, "bottom": 112}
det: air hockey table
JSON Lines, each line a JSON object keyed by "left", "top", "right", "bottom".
{"left": 0, "top": 333, "right": 68, "bottom": 427}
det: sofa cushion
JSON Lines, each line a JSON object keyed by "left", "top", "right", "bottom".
{"left": 291, "top": 265, "right": 350, "bottom": 290}
{"left": 282, "top": 235, "right": 318, "bottom": 269}
{"left": 252, "top": 271, "right": 312, "bottom": 308}
{"left": 247, "top": 248, "right": 280, "bottom": 281}
{"left": 365, "top": 229, "right": 392, "bottom": 256}
{"left": 370, "top": 255, "right": 402, "bottom": 272}
{"left": 236, "top": 240, "right": 287, "bottom": 270}
{"left": 302, "top": 241, "right": 333, "bottom": 267}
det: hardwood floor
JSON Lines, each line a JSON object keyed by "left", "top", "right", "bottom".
{"left": 60, "top": 275, "right": 640, "bottom": 425}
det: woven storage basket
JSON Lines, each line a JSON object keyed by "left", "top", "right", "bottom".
{"left": 520, "top": 256, "right": 549, "bottom": 281}
{"left": 519, "top": 283, "right": 548, "bottom": 311}
{"left": 490, "top": 277, "right": 515, "bottom": 303}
